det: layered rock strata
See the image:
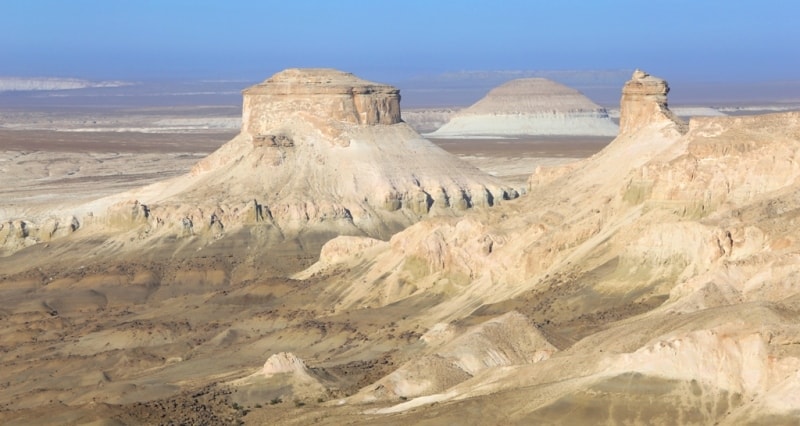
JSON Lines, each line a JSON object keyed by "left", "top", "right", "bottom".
{"left": 242, "top": 68, "right": 401, "bottom": 137}
{"left": 0, "top": 69, "right": 518, "bottom": 259}
{"left": 294, "top": 70, "right": 800, "bottom": 422}
{"left": 428, "top": 78, "right": 618, "bottom": 137}
{"left": 619, "top": 69, "right": 687, "bottom": 134}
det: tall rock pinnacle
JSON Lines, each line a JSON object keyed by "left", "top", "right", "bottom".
{"left": 619, "top": 69, "right": 686, "bottom": 135}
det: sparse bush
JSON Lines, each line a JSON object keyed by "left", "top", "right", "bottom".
{"left": 270, "top": 397, "right": 282, "bottom": 405}
{"left": 294, "top": 400, "right": 306, "bottom": 407}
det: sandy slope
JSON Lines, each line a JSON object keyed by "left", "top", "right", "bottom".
{"left": 272, "top": 72, "right": 800, "bottom": 424}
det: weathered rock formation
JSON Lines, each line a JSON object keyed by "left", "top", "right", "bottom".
{"left": 0, "top": 69, "right": 518, "bottom": 261}
{"left": 260, "top": 352, "right": 312, "bottom": 377}
{"left": 350, "top": 311, "right": 556, "bottom": 403}
{"left": 230, "top": 352, "right": 328, "bottom": 405}
{"left": 428, "top": 78, "right": 618, "bottom": 137}
{"left": 294, "top": 70, "right": 800, "bottom": 422}
{"left": 619, "top": 69, "right": 686, "bottom": 134}
{"left": 242, "top": 69, "right": 401, "bottom": 137}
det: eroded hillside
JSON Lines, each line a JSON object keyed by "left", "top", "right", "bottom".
{"left": 2, "top": 70, "right": 800, "bottom": 425}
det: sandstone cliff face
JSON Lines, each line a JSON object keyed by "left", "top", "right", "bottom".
{"left": 428, "top": 77, "right": 618, "bottom": 137}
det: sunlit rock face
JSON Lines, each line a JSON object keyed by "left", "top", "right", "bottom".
{"left": 619, "top": 69, "right": 686, "bottom": 134}
{"left": 242, "top": 68, "right": 402, "bottom": 137}
{"left": 0, "top": 68, "right": 518, "bottom": 258}
{"left": 294, "top": 69, "right": 800, "bottom": 422}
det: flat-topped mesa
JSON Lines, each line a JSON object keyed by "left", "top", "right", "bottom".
{"left": 242, "top": 68, "right": 401, "bottom": 137}
{"left": 619, "top": 69, "right": 686, "bottom": 135}
{"left": 0, "top": 68, "right": 522, "bottom": 261}
{"left": 428, "top": 77, "right": 618, "bottom": 137}
{"left": 466, "top": 78, "right": 610, "bottom": 115}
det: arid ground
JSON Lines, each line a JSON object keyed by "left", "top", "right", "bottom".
{"left": 1, "top": 128, "right": 607, "bottom": 209}
{"left": 0, "top": 117, "right": 611, "bottom": 424}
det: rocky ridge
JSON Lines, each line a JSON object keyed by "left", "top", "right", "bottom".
{"left": 288, "top": 70, "right": 800, "bottom": 423}
{"left": 428, "top": 77, "right": 619, "bottom": 137}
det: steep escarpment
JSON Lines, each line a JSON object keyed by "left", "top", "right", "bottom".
{"left": 0, "top": 69, "right": 518, "bottom": 263}
{"left": 428, "top": 77, "right": 618, "bottom": 137}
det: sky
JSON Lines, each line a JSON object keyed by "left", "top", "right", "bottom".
{"left": 1, "top": 0, "right": 799, "bottom": 86}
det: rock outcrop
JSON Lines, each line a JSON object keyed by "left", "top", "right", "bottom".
{"left": 294, "top": 70, "right": 800, "bottom": 422}
{"left": 260, "top": 352, "right": 312, "bottom": 377}
{"left": 619, "top": 69, "right": 686, "bottom": 134}
{"left": 0, "top": 68, "right": 519, "bottom": 262}
{"left": 428, "top": 78, "right": 618, "bottom": 137}
{"left": 350, "top": 311, "right": 556, "bottom": 402}
{"left": 230, "top": 352, "right": 329, "bottom": 405}
{"left": 242, "top": 69, "right": 401, "bottom": 138}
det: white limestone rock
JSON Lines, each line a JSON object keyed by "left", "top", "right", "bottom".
{"left": 428, "top": 78, "right": 618, "bottom": 137}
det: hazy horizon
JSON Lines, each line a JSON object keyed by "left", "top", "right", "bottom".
{"left": 2, "top": 71, "right": 800, "bottom": 110}
{"left": 2, "top": 1, "right": 798, "bottom": 83}
{"left": 2, "top": 1, "right": 800, "bottom": 108}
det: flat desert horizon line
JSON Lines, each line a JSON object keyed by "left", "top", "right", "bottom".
{"left": 3, "top": 72, "right": 800, "bottom": 108}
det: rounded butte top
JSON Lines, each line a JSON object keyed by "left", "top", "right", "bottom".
{"left": 428, "top": 77, "right": 619, "bottom": 137}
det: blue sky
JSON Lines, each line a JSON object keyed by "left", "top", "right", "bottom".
{"left": 1, "top": 0, "right": 798, "bottom": 84}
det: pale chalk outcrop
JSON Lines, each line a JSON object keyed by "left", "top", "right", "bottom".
{"left": 230, "top": 352, "right": 328, "bottom": 402}
{"left": 619, "top": 69, "right": 686, "bottom": 134}
{"left": 0, "top": 216, "right": 81, "bottom": 256}
{"left": 350, "top": 311, "right": 556, "bottom": 402}
{"left": 242, "top": 68, "right": 401, "bottom": 139}
{"left": 605, "top": 325, "right": 800, "bottom": 396}
{"left": 300, "top": 70, "right": 800, "bottom": 420}
{"left": 0, "top": 69, "right": 519, "bottom": 258}
{"left": 260, "top": 352, "right": 311, "bottom": 377}
{"left": 427, "top": 78, "right": 618, "bottom": 137}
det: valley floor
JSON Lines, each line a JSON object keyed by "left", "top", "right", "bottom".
{"left": 0, "top": 128, "right": 608, "bottom": 209}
